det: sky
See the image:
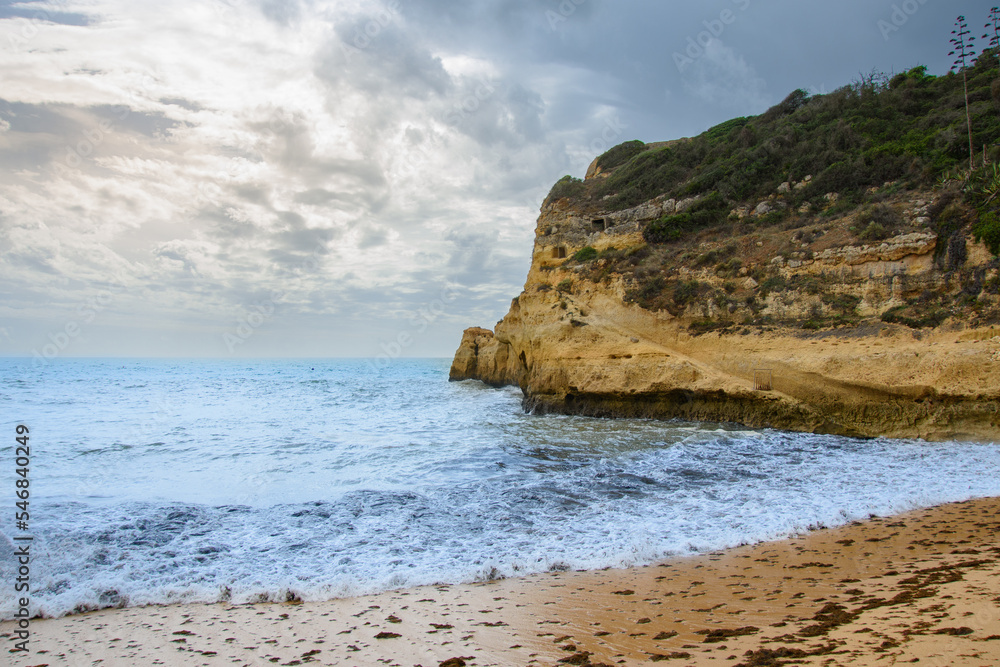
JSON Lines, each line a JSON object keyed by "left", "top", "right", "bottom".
{"left": 0, "top": 0, "right": 992, "bottom": 360}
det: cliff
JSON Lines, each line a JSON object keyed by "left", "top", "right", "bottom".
{"left": 449, "top": 63, "right": 1000, "bottom": 439}
{"left": 450, "top": 185, "right": 1000, "bottom": 440}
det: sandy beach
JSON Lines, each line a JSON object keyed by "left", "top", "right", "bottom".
{"left": 4, "top": 496, "right": 1000, "bottom": 667}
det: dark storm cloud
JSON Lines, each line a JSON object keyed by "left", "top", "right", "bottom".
{"left": 394, "top": 0, "right": 991, "bottom": 143}
{"left": 322, "top": 21, "right": 452, "bottom": 99}
{"left": 399, "top": 0, "right": 597, "bottom": 49}
{"left": 446, "top": 79, "right": 546, "bottom": 148}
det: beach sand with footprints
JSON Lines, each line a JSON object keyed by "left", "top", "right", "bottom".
{"left": 4, "top": 496, "right": 1000, "bottom": 666}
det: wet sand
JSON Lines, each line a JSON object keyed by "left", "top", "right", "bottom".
{"left": 4, "top": 496, "right": 1000, "bottom": 666}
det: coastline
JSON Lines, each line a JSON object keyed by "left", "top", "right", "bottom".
{"left": 5, "top": 496, "right": 1000, "bottom": 666}
{"left": 451, "top": 311, "right": 1000, "bottom": 443}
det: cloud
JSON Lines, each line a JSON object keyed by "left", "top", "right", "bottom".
{"left": 0, "top": 0, "right": 967, "bottom": 357}
{"left": 0, "top": 0, "right": 91, "bottom": 27}
{"left": 681, "top": 38, "right": 770, "bottom": 111}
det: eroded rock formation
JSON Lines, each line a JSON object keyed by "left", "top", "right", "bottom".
{"left": 450, "top": 181, "right": 1000, "bottom": 441}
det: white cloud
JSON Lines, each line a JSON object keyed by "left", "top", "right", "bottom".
{"left": 1, "top": 0, "right": 951, "bottom": 357}
{"left": 0, "top": 0, "right": 575, "bottom": 356}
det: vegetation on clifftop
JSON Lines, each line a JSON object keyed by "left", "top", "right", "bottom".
{"left": 537, "top": 43, "right": 1000, "bottom": 335}
{"left": 546, "top": 50, "right": 1000, "bottom": 252}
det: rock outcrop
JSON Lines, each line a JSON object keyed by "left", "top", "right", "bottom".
{"left": 450, "top": 181, "right": 1000, "bottom": 442}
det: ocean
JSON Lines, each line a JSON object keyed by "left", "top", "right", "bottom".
{"left": 2, "top": 357, "right": 999, "bottom": 619}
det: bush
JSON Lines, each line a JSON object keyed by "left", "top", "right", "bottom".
{"left": 856, "top": 204, "right": 902, "bottom": 241}
{"left": 973, "top": 211, "right": 1000, "bottom": 256}
{"left": 821, "top": 293, "right": 861, "bottom": 315}
{"left": 571, "top": 246, "right": 599, "bottom": 262}
{"left": 542, "top": 57, "right": 1000, "bottom": 249}
{"left": 858, "top": 222, "right": 888, "bottom": 241}
{"left": 758, "top": 275, "right": 787, "bottom": 297}
{"left": 556, "top": 279, "right": 573, "bottom": 293}
{"left": 793, "top": 275, "right": 822, "bottom": 295}
{"left": 761, "top": 89, "right": 811, "bottom": 122}
{"left": 693, "top": 245, "right": 736, "bottom": 268}
{"left": 643, "top": 193, "right": 729, "bottom": 244}
{"left": 880, "top": 305, "right": 948, "bottom": 328}
{"left": 595, "top": 140, "right": 647, "bottom": 172}
{"left": 715, "top": 258, "right": 742, "bottom": 278}
{"left": 545, "top": 175, "right": 585, "bottom": 205}
{"left": 624, "top": 276, "right": 669, "bottom": 311}
{"left": 673, "top": 280, "right": 702, "bottom": 306}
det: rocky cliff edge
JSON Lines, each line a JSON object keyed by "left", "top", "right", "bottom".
{"left": 450, "top": 180, "right": 1000, "bottom": 441}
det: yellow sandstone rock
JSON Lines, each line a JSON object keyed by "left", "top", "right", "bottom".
{"left": 450, "top": 191, "right": 1000, "bottom": 441}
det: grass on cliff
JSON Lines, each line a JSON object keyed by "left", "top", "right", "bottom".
{"left": 542, "top": 54, "right": 1000, "bottom": 333}
{"left": 546, "top": 53, "right": 1000, "bottom": 250}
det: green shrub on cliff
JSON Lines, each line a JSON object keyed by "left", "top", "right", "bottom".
{"left": 642, "top": 193, "right": 729, "bottom": 244}
{"left": 673, "top": 280, "right": 702, "bottom": 306}
{"left": 595, "top": 140, "right": 647, "bottom": 172}
{"left": 973, "top": 211, "right": 1000, "bottom": 255}
{"left": 880, "top": 304, "right": 949, "bottom": 328}
{"left": 821, "top": 293, "right": 862, "bottom": 316}
{"left": 545, "top": 175, "right": 585, "bottom": 205}
{"left": 963, "top": 163, "right": 1000, "bottom": 256}
{"left": 577, "top": 56, "right": 1000, "bottom": 217}
{"left": 571, "top": 246, "right": 599, "bottom": 262}
{"left": 856, "top": 204, "right": 903, "bottom": 241}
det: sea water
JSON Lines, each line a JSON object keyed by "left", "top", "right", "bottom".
{"left": 1, "top": 357, "right": 999, "bottom": 618}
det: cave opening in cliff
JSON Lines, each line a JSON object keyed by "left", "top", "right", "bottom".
{"left": 552, "top": 247, "right": 567, "bottom": 259}
{"left": 592, "top": 218, "right": 606, "bottom": 232}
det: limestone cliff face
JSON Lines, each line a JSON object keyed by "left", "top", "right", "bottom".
{"left": 450, "top": 184, "right": 1000, "bottom": 442}
{"left": 448, "top": 326, "right": 525, "bottom": 387}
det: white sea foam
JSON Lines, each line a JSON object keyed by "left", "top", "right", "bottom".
{"left": 1, "top": 358, "right": 998, "bottom": 618}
